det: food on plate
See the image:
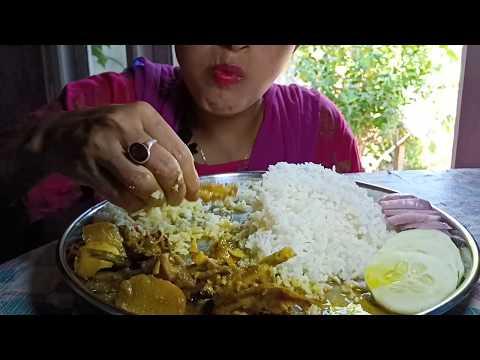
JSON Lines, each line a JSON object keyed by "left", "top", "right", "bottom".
{"left": 365, "top": 229, "right": 463, "bottom": 314}
{"left": 74, "top": 222, "right": 127, "bottom": 280}
{"left": 198, "top": 183, "right": 238, "bottom": 202}
{"left": 116, "top": 275, "right": 186, "bottom": 315}
{"left": 380, "top": 229, "right": 464, "bottom": 283}
{"left": 380, "top": 194, "right": 453, "bottom": 231}
{"left": 68, "top": 163, "right": 463, "bottom": 315}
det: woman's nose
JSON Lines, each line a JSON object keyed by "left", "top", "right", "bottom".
{"left": 220, "top": 45, "right": 249, "bottom": 52}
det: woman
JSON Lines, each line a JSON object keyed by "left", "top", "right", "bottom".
{"left": 0, "top": 45, "right": 443, "bottom": 260}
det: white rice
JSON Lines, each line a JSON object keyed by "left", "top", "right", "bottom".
{"left": 244, "top": 162, "right": 392, "bottom": 287}
{"left": 97, "top": 162, "right": 392, "bottom": 296}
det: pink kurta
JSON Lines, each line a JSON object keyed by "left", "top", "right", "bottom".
{"left": 26, "top": 57, "right": 363, "bottom": 222}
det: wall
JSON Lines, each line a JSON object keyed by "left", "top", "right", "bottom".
{"left": 0, "top": 46, "right": 47, "bottom": 128}
{"left": 453, "top": 45, "right": 480, "bottom": 168}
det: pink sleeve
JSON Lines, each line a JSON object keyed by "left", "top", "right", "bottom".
{"left": 315, "top": 99, "right": 364, "bottom": 173}
{"left": 63, "top": 71, "right": 137, "bottom": 110}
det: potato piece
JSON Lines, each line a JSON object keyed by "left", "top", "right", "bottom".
{"left": 74, "top": 222, "right": 127, "bottom": 280}
{"left": 83, "top": 222, "right": 126, "bottom": 256}
{"left": 75, "top": 241, "right": 123, "bottom": 279}
{"left": 85, "top": 240, "right": 121, "bottom": 255}
{"left": 115, "top": 274, "right": 186, "bottom": 315}
{"left": 74, "top": 247, "right": 114, "bottom": 280}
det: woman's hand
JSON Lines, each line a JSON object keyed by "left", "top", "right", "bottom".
{"left": 379, "top": 193, "right": 451, "bottom": 231}
{"left": 28, "top": 101, "right": 200, "bottom": 212}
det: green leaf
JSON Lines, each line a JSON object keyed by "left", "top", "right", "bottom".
{"left": 90, "top": 45, "right": 124, "bottom": 70}
{"left": 440, "top": 45, "right": 460, "bottom": 61}
{"left": 91, "top": 45, "right": 109, "bottom": 68}
{"left": 292, "top": 45, "right": 439, "bottom": 169}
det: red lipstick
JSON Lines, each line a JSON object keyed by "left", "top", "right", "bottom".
{"left": 212, "top": 64, "right": 245, "bottom": 87}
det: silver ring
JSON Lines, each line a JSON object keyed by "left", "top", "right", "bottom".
{"left": 127, "top": 139, "right": 157, "bottom": 165}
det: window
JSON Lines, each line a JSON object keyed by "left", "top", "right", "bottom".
{"left": 281, "top": 45, "right": 463, "bottom": 172}
{"left": 41, "top": 45, "right": 174, "bottom": 101}
{"left": 87, "top": 45, "right": 127, "bottom": 75}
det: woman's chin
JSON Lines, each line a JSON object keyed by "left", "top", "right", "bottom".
{"left": 200, "top": 100, "right": 248, "bottom": 118}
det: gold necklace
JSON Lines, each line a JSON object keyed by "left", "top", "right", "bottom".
{"left": 194, "top": 104, "right": 262, "bottom": 165}
{"left": 198, "top": 144, "right": 250, "bottom": 165}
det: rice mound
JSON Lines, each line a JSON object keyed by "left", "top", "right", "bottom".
{"left": 244, "top": 162, "right": 392, "bottom": 287}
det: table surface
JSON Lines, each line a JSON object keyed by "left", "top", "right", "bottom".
{"left": 1, "top": 169, "right": 479, "bottom": 315}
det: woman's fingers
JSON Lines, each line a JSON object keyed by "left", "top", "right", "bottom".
{"left": 84, "top": 128, "right": 163, "bottom": 209}
{"left": 137, "top": 102, "right": 200, "bottom": 201}
{"left": 57, "top": 101, "right": 201, "bottom": 210}
{"left": 73, "top": 156, "right": 145, "bottom": 212}
{"left": 100, "top": 147, "right": 165, "bottom": 204}
{"left": 95, "top": 133, "right": 189, "bottom": 207}
{"left": 102, "top": 128, "right": 188, "bottom": 206}
{"left": 143, "top": 142, "right": 187, "bottom": 206}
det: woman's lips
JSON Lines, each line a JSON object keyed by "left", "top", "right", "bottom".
{"left": 212, "top": 64, "right": 245, "bottom": 87}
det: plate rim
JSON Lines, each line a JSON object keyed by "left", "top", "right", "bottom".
{"left": 57, "top": 171, "right": 480, "bottom": 315}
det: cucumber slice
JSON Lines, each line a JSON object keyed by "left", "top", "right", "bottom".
{"left": 365, "top": 249, "right": 458, "bottom": 314}
{"left": 381, "top": 229, "right": 464, "bottom": 284}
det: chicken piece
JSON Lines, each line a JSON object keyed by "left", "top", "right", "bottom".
{"left": 139, "top": 257, "right": 158, "bottom": 274}
{"left": 194, "top": 247, "right": 297, "bottom": 299}
{"left": 158, "top": 253, "right": 196, "bottom": 290}
{"left": 115, "top": 274, "right": 186, "bottom": 315}
{"left": 207, "top": 246, "right": 306, "bottom": 314}
{"left": 221, "top": 248, "right": 295, "bottom": 292}
{"left": 211, "top": 263, "right": 274, "bottom": 296}
{"left": 209, "top": 240, "right": 238, "bottom": 268}
{"left": 159, "top": 253, "right": 176, "bottom": 281}
{"left": 121, "top": 227, "right": 167, "bottom": 257}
